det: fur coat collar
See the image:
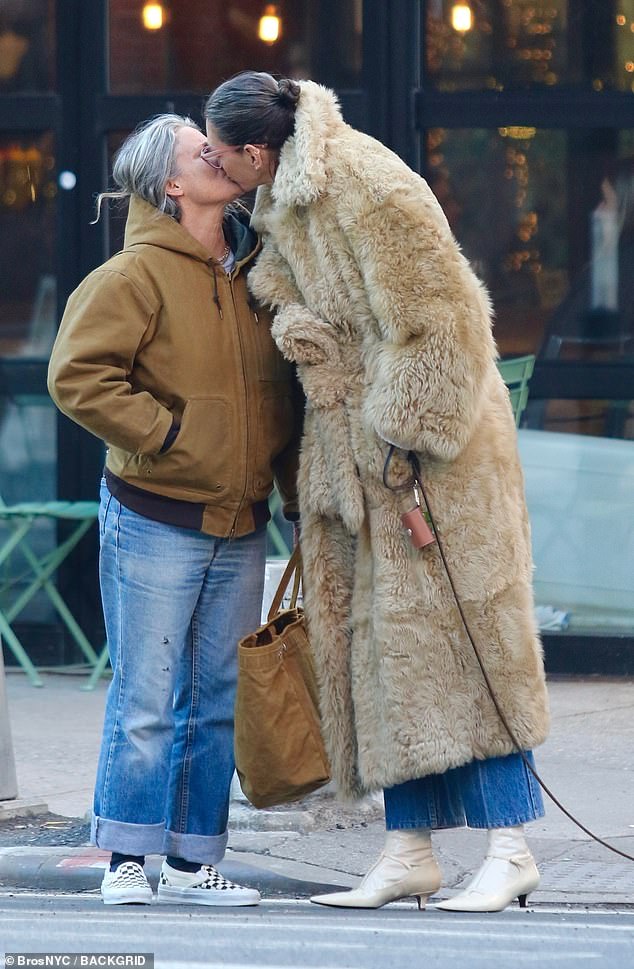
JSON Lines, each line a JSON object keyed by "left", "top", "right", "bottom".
{"left": 270, "top": 81, "right": 345, "bottom": 207}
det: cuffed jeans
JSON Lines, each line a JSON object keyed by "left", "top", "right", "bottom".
{"left": 384, "top": 751, "right": 544, "bottom": 830}
{"left": 91, "top": 481, "right": 266, "bottom": 864}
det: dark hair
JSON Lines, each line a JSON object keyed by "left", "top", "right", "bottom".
{"left": 204, "top": 71, "right": 300, "bottom": 150}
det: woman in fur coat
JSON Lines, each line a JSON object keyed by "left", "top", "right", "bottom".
{"left": 204, "top": 73, "right": 550, "bottom": 913}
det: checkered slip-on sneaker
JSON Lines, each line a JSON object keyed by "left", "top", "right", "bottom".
{"left": 101, "top": 861, "right": 153, "bottom": 905}
{"left": 157, "top": 860, "right": 261, "bottom": 906}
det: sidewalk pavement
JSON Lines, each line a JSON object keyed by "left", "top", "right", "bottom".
{"left": 0, "top": 670, "right": 632, "bottom": 909}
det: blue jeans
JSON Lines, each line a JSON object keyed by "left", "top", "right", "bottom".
{"left": 384, "top": 752, "right": 544, "bottom": 830}
{"left": 91, "top": 482, "right": 266, "bottom": 864}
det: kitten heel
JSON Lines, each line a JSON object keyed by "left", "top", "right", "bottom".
{"left": 415, "top": 892, "right": 433, "bottom": 911}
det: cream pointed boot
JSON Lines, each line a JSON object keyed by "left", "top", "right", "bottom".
{"left": 310, "top": 829, "right": 441, "bottom": 910}
{"left": 435, "top": 825, "right": 540, "bottom": 912}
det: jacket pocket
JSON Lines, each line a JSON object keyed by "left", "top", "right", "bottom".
{"left": 142, "top": 396, "right": 235, "bottom": 498}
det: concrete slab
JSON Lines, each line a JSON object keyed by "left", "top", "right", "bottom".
{"left": 0, "top": 797, "right": 48, "bottom": 820}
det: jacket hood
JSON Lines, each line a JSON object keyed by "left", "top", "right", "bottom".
{"left": 124, "top": 195, "right": 259, "bottom": 265}
{"left": 271, "top": 80, "right": 347, "bottom": 208}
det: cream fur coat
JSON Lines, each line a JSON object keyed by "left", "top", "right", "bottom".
{"left": 249, "top": 81, "right": 550, "bottom": 799}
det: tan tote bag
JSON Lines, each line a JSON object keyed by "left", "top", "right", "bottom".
{"left": 234, "top": 546, "right": 331, "bottom": 808}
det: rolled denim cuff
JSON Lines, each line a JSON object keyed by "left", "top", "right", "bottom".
{"left": 162, "top": 827, "right": 229, "bottom": 866}
{"left": 92, "top": 813, "right": 166, "bottom": 856}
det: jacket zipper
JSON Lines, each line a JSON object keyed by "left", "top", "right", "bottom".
{"left": 228, "top": 272, "right": 250, "bottom": 538}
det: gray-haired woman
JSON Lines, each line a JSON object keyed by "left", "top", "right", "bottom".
{"left": 203, "top": 74, "right": 549, "bottom": 914}
{"left": 48, "top": 114, "right": 300, "bottom": 906}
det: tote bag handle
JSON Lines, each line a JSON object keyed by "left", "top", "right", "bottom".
{"left": 267, "top": 545, "right": 302, "bottom": 620}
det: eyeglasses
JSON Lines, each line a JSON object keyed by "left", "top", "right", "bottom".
{"left": 200, "top": 144, "right": 242, "bottom": 169}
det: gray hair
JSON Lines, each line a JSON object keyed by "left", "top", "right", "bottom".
{"left": 93, "top": 113, "right": 200, "bottom": 223}
{"left": 205, "top": 72, "right": 300, "bottom": 150}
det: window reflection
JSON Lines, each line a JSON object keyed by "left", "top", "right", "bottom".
{"left": 0, "top": 393, "right": 57, "bottom": 626}
{"left": 0, "top": 0, "right": 55, "bottom": 93}
{"left": 612, "top": 2, "right": 634, "bottom": 92}
{"left": 108, "top": 0, "right": 363, "bottom": 94}
{"left": 427, "top": 126, "right": 567, "bottom": 356}
{"left": 518, "top": 423, "right": 634, "bottom": 634}
{"left": 0, "top": 132, "right": 57, "bottom": 357}
{"left": 529, "top": 399, "right": 634, "bottom": 439}
{"left": 426, "top": 0, "right": 569, "bottom": 91}
{"left": 543, "top": 151, "right": 634, "bottom": 364}
{"left": 426, "top": 1, "right": 634, "bottom": 92}
{"left": 426, "top": 127, "right": 634, "bottom": 373}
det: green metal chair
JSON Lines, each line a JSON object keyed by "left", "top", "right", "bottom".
{"left": 0, "top": 496, "right": 100, "bottom": 686}
{"left": 266, "top": 488, "right": 294, "bottom": 558}
{"left": 496, "top": 354, "right": 536, "bottom": 427}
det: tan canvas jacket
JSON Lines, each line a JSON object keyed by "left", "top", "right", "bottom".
{"left": 48, "top": 196, "right": 300, "bottom": 536}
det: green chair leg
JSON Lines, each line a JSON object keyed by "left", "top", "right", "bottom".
{"left": 497, "top": 354, "right": 536, "bottom": 427}
{"left": 267, "top": 518, "right": 293, "bottom": 557}
{"left": 81, "top": 643, "right": 110, "bottom": 691}
{"left": 267, "top": 489, "right": 293, "bottom": 557}
{"left": 4, "top": 517, "right": 99, "bottom": 668}
{"left": 0, "top": 610, "right": 43, "bottom": 686}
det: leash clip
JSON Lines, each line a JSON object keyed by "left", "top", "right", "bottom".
{"left": 383, "top": 445, "right": 435, "bottom": 548}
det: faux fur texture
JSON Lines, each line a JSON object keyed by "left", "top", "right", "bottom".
{"left": 249, "top": 81, "right": 550, "bottom": 799}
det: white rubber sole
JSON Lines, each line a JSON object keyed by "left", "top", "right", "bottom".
{"left": 102, "top": 890, "right": 153, "bottom": 905}
{"left": 157, "top": 886, "right": 260, "bottom": 907}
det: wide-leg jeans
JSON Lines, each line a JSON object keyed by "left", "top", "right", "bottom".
{"left": 91, "top": 482, "right": 266, "bottom": 864}
{"left": 384, "top": 751, "right": 545, "bottom": 830}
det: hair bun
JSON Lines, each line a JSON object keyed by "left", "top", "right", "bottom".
{"left": 277, "top": 77, "right": 301, "bottom": 110}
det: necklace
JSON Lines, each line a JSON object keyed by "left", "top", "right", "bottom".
{"left": 214, "top": 242, "right": 231, "bottom": 263}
